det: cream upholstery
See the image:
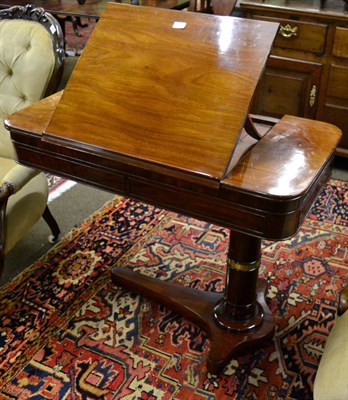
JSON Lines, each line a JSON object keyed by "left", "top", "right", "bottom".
{"left": 0, "top": 159, "right": 48, "bottom": 253}
{"left": 313, "top": 292, "right": 348, "bottom": 399}
{"left": 0, "top": 4, "right": 65, "bottom": 277}
{"left": 0, "top": 20, "right": 55, "bottom": 122}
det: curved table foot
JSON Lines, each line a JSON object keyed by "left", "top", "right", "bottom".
{"left": 110, "top": 267, "right": 274, "bottom": 374}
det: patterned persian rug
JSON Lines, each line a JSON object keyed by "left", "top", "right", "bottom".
{"left": 0, "top": 179, "right": 347, "bottom": 399}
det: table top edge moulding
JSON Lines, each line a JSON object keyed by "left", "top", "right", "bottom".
{"left": 42, "top": 3, "right": 279, "bottom": 184}
{"left": 5, "top": 92, "right": 341, "bottom": 239}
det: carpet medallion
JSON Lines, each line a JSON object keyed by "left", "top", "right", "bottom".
{"left": 0, "top": 180, "right": 347, "bottom": 399}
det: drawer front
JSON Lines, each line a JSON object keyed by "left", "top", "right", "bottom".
{"left": 332, "top": 27, "right": 348, "bottom": 58}
{"left": 252, "top": 15, "right": 327, "bottom": 54}
{"left": 327, "top": 64, "right": 348, "bottom": 100}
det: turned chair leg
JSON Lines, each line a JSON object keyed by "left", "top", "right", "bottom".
{"left": 42, "top": 206, "right": 61, "bottom": 243}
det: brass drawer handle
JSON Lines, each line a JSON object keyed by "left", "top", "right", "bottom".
{"left": 279, "top": 24, "right": 298, "bottom": 39}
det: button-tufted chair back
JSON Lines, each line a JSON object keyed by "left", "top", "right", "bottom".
{"left": 0, "top": 4, "right": 64, "bottom": 160}
{"left": 0, "top": 4, "right": 64, "bottom": 281}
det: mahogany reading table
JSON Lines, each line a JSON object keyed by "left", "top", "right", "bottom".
{"left": 5, "top": 4, "right": 342, "bottom": 373}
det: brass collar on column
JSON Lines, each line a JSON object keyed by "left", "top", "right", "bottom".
{"left": 227, "top": 258, "right": 260, "bottom": 272}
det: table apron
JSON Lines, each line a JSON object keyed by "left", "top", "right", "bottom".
{"left": 11, "top": 136, "right": 331, "bottom": 240}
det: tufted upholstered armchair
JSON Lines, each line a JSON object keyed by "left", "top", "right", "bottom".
{"left": 0, "top": 4, "right": 65, "bottom": 279}
{"left": 313, "top": 286, "right": 348, "bottom": 399}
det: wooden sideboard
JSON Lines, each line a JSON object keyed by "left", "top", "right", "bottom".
{"left": 239, "top": 0, "right": 348, "bottom": 157}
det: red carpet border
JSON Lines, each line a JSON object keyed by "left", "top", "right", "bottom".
{"left": 0, "top": 179, "right": 347, "bottom": 399}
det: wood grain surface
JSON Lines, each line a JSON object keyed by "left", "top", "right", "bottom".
{"left": 44, "top": 3, "right": 279, "bottom": 181}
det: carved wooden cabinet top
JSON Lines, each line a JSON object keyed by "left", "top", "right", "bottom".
{"left": 43, "top": 3, "right": 278, "bottom": 184}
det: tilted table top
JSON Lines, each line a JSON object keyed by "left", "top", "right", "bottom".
{"left": 43, "top": 3, "right": 279, "bottom": 186}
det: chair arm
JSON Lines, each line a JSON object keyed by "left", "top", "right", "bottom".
{"left": 0, "top": 164, "right": 40, "bottom": 196}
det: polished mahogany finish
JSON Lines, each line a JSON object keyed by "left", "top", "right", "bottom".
{"left": 5, "top": 4, "right": 342, "bottom": 373}
{"left": 44, "top": 4, "right": 278, "bottom": 182}
{"left": 8, "top": 95, "right": 340, "bottom": 239}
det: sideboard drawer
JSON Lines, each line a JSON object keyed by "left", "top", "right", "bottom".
{"left": 332, "top": 27, "right": 348, "bottom": 58}
{"left": 252, "top": 15, "right": 327, "bottom": 54}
